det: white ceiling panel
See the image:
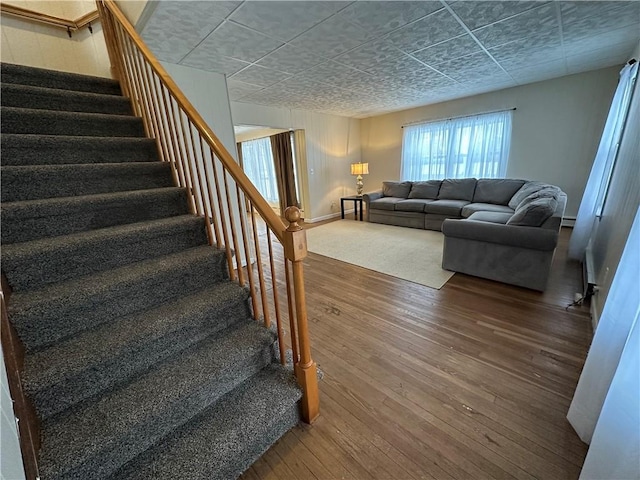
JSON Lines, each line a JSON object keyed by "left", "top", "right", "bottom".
{"left": 256, "top": 45, "right": 327, "bottom": 74}
{"left": 337, "top": 1, "right": 442, "bottom": 34}
{"left": 289, "top": 14, "right": 374, "bottom": 57}
{"left": 140, "top": 0, "right": 640, "bottom": 118}
{"left": 229, "top": 1, "right": 349, "bottom": 42}
{"left": 385, "top": 9, "right": 466, "bottom": 53}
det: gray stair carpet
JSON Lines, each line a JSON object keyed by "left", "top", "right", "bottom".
{"left": 1, "top": 134, "right": 159, "bottom": 166}
{"left": 1, "top": 62, "right": 301, "bottom": 479}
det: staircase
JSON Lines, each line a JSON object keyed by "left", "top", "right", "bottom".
{"left": 0, "top": 62, "right": 301, "bottom": 479}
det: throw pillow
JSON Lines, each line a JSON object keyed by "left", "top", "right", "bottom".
{"left": 382, "top": 181, "right": 412, "bottom": 198}
{"left": 508, "top": 182, "right": 560, "bottom": 209}
{"left": 507, "top": 197, "right": 558, "bottom": 227}
{"left": 408, "top": 180, "right": 441, "bottom": 199}
{"left": 473, "top": 179, "right": 525, "bottom": 205}
{"left": 438, "top": 178, "right": 477, "bottom": 201}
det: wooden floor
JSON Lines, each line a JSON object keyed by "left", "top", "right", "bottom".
{"left": 240, "top": 224, "right": 592, "bottom": 480}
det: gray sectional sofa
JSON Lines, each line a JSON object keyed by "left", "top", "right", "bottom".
{"left": 363, "top": 179, "right": 566, "bottom": 291}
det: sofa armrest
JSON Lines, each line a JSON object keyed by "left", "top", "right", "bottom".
{"left": 442, "top": 219, "right": 558, "bottom": 251}
{"left": 363, "top": 191, "right": 383, "bottom": 204}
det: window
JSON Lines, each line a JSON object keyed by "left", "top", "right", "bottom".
{"left": 240, "top": 137, "right": 279, "bottom": 204}
{"left": 400, "top": 110, "right": 513, "bottom": 181}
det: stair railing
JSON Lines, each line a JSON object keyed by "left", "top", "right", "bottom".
{"left": 96, "top": 0, "right": 319, "bottom": 423}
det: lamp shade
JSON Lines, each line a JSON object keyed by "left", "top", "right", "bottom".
{"left": 350, "top": 162, "right": 369, "bottom": 176}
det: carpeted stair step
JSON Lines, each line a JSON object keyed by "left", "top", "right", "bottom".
{"left": 24, "top": 282, "right": 251, "bottom": 420}
{"left": 2, "top": 215, "right": 208, "bottom": 291}
{"left": 1, "top": 83, "right": 132, "bottom": 115}
{"left": 1, "top": 106, "right": 145, "bottom": 137}
{"left": 0, "top": 134, "right": 159, "bottom": 166}
{"left": 37, "top": 321, "right": 279, "bottom": 480}
{"left": 1, "top": 187, "right": 190, "bottom": 244}
{"left": 1, "top": 162, "right": 173, "bottom": 202}
{"left": 113, "top": 365, "right": 301, "bottom": 480}
{"left": 8, "top": 245, "right": 228, "bottom": 351}
{"left": 1, "top": 62, "right": 121, "bottom": 96}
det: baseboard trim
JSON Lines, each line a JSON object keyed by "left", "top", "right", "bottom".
{"left": 562, "top": 216, "right": 576, "bottom": 227}
{"left": 306, "top": 210, "right": 355, "bottom": 224}
{"left": 590, "top": 293, "right": 600, "bottom": 331}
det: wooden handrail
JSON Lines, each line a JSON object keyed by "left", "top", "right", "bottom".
{"left": 98, "top": 0, "right": 319, "bottom": 423}
{"left": 102, "top": 0, "right": 286, "bottom": 241}
{"left": 0, "top": 3, "right": 99, "bottom": 33}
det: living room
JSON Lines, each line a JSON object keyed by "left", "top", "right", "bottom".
{"left": 1, "top": 1, "right": 639, "bottom": 479}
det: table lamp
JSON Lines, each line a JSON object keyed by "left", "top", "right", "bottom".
{"left": 350, "top": 162, "right": 369, "bottom": 196}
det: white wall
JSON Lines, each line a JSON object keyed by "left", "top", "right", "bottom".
{"left": 360, "top": 66, "right": 620, "bottom": 219}
{"left": 588, "top": 48, "right": 640, "bottom": 321}
{"left": 231, "top": 102, "right": 361, "bottom": 221}
{"left": 0, "top": 0, "right": 111, "bottom": 77}
{"left": 1, "top": 345, "right": 25, "bottom": 480}
{"left": 162, "top": 62, "right": 237, "bottom": 159}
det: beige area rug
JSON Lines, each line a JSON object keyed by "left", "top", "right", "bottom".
{"left": 306, "top": 220, "right": 455, "bottom": 289}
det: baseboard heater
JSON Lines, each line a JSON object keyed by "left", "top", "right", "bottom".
{"left": 583, "top": 245, "right": 598, "bottom": 298}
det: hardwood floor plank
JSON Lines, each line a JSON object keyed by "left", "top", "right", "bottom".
{"left": 246, "top": 225, "right": 590, "bottom": 479}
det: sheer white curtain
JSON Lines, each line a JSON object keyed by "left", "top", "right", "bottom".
{"left": 568, "top": 62, "right": 638, "bottom": 260}
{"left": 240, "top": 137, "right": 279, "bottom": 204}
{"left": 401, "top": 110, "right": 512, "bottom": 181}
{"left": 568, "top": 207, "right": 640, "bottom": 478}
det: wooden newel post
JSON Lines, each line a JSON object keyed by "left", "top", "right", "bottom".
{"left": 283, "top": 206, "right": 319, "bottom": 423}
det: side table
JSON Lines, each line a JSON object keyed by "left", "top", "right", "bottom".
{"left": 341, "top": 196, "right": 364, "bottom": 221}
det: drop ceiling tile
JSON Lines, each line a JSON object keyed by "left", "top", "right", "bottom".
{"left": 472, "top": 3, "right": 559, "bottom": 48}
{"left": 256, "top": 45, "right": 327, "bottom": 74}
{"left": 230, "top": 65, "right": 292, "bottom": 88}
{"left": 563, "top": 23, "right": 640, "bottom": 56}
{"left": 449, "top": 1, "right": 545, "bottom": 31}
{"left": 180, "top": 52, "right": 250, "bottom": 76}
{"left": 289, "top": 15, "right": 374, "bottom": 58}
{"left": 488, "top": 35, "right": 564, "bottom": 70}
{"left": 566, "top": 42, "right": 634, "bottom": 72}
{"left": 229, "top": 1, "right": 348, "bottom": 42}
{"left": 336, "top": 1, "right": 443, "bottom": 35}
{"left": 509, "top": 59, "right": 568, "bottom": 84}
{"left": 560, "top": 1, "right": 639, "bottom": 24}
{"left": 386, "top": 9, "right": 467, "bottom": 53}
{"left": 411, "top": 34, "right": 482, "bottom": 67}
{"left": 561, "top": 2, "right": 640, "bottom": 43}
{"left": 299, "top": 61, "right": 372, "bottom": 90}
{"left": 141, "top": 2, "right": 226, "bottom": 63}
{"left": 186, "top": 21, "right": 284, "bottom": 64}
{"left": 227, "top": 79, "right": 262, "bottom": 100}
{"left": 333, "top": 39, "right": 403, "bottom": 72}
{"left": 434, "top": 51, "right": 505, "bottom": 82}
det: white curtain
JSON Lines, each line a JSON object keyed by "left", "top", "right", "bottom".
{"left": 568, "top": 207, "right": 640, "bottom": 478}
{"left": 568, "top": 62, "right": 638, "bottom": 260}
{"left": 240, "top": 137, "right": 279, "bottom": 204}
{"left": 401, "top": 110, "right": 512, "bottom": 181}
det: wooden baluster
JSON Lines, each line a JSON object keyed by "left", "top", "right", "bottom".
{"left": 208, "top": 147, "right": 236, "bottom": 281}
{"left": 198, "top": 134, "right": 222, "bottom": 248}
{"left": 235, "top": 187, "right": 259, "bottom": 319}
{"left": 283, "top": 207, "right": 319, "bottom": 423}
{"left": 266, "top": 226, "right": 286, "bottom": 364}
{"left": 284, "top": 258, "right": 299, "bottom": 365}
{"left": 159, "top": 83, "right": 187, "bottom": 190}
{"left": 96, "top": 2, "right": 127, "bottom": 97}
{"left": 247, "top": 199, "right": 271, "bottom": 328}
{"left": 222, "top": 171, "right": 244, "bottom": 285}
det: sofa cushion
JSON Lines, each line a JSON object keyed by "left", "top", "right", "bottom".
{"left": 369, "top": 197, "right": 404, "bottom": 211}
{"left": 424, "top": 199, "right": 469, "bottom": 216}
{"left": 462, "top": 203, "right": 515, "bottom": 218}
{"left": 395, "top": 199, "right": 434, "bottom": 212}
{"left": 507, "top": 197, "right": 558, "bottom": 227}
{"left": 508, "top": 182, "right": 560, "bottom": 209}
{"left": 408, "top": 180, "right": 441, "bottom": 199}
{"left": 473, "top": 179, "right": 525, "bottom": 205}
{"left": 382, "top": 181, "right": 412, "bottom": 198}
{"left": 438, "top": 178, "right": 477, "bottom": 201}
{"left": 466, "top": 211, "right": 513, "bottom": 224}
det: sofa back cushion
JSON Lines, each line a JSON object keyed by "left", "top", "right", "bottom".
{"left": 383, "top": 181, "right": 412, "bottom": 198}
{"left": 473, "top": 179, "right": 525, "bottom": 205}
{"left": 408, "top": 180, "right": 441, "bottom": 199}
{"left": 507, "top": 196, "right": 558, "bottom": 227}
{"left": 438, "top": 178, "right": 477, "bottom": 201}
{"left": 508, "top": 181, "right": 560, "bottom": 209}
